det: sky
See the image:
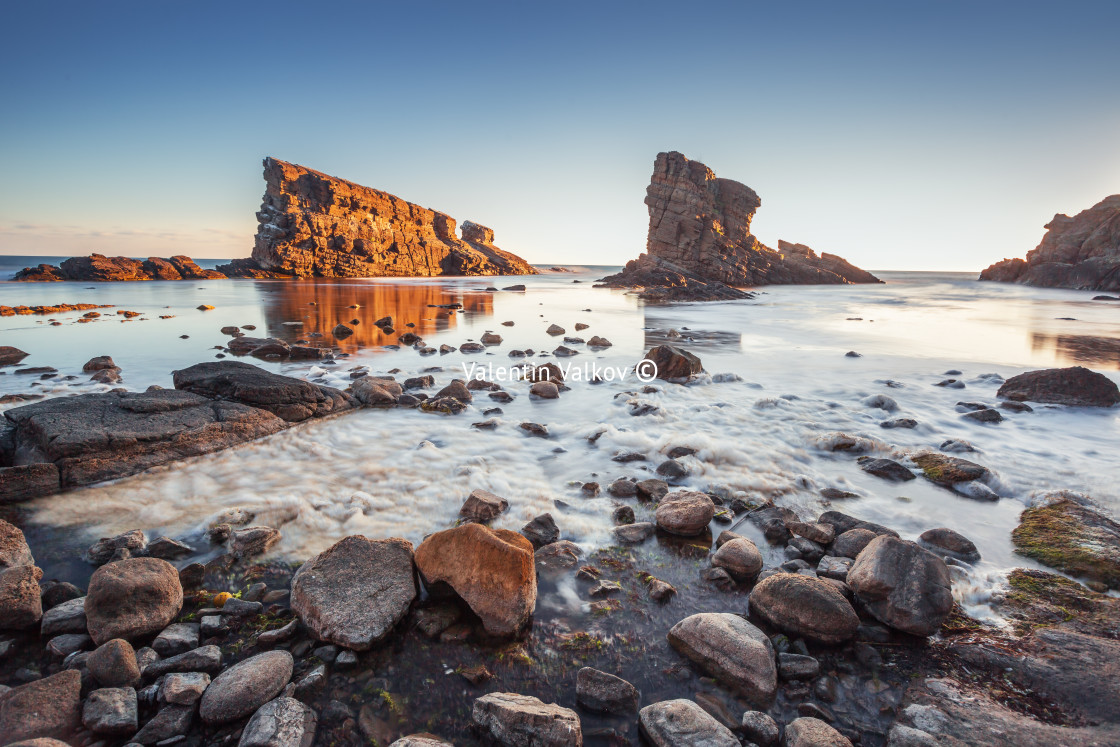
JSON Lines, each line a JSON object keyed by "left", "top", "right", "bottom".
{"left": 1, "top": 1, "right": 1118, "bottom": 271}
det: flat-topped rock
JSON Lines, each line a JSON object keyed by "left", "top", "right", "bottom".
{"left": 471, "top": 692, "right": 581, "bottom": 747}
{"left": 15, "top": 253, "right": 226, "bottom": 282}
{"left": 667, "top": 613, "right": 777, "bottom": 706}
{"left": 997, "top": 366, "right": 1120, "bottom": 407}
{"left": 173, "top": 361, "right": 355, "bottom": 422}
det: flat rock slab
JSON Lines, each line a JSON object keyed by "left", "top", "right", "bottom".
{"left": 639, "top": 699, "right": 739, "bottom": 747}
{"left": 3, "top": 389, "right": 285, "bottom": 494}
{"left": 200, "top": 650, "right": 293, "bottom": 724}
{"left": 997, "top": 366, "right": 1120, "bottom": 407}
{"left": 471, "top": 692, "right": 582, "bottom": 747}
{"left": 1012, "top": 499, "right": 1120, "bottom": 589}
{"left": 173, "top": 361, "right": 355, "bottom": 422}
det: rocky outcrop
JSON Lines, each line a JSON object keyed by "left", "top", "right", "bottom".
{"left": 172, "top": 361, "right": 356, "bottom": 422}
{"left": 997, "top": 366, "right": 1120, "bottom": 407}
{"left": 599, "top": 151, "right": 880, "bottom": 298}
{"left": 237, "top": 157, "right": 537, "bottom": 278}
{"left": 980, "top": 195, "right": 1120, "bottom": 290}
{"left": 15, "top": 254, "right": 226, "bottom": 282}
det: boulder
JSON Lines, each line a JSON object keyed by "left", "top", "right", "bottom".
{"left": 173, "top": 361, "right": 355, "bottom": 422}
{"left": 0, "top": 565, "right": 43, "bottom": 629}
{"left": 521, "top": 512, "right": 560, "bottom": 548}
{"left": 0, "top": 518, "right": 34, "bottom": 568}
{"left": 471, "top": 692, "right": 582, "bottom": 747}
{"left": 918, "top": 528, "right": 981, "bottom": 563}
{"left": 160, "top": 672, "right": 211, "bottom": 704}
{"left": 831, "top": 528, "right": 877, "bottom": 559}
{"left": 199, "top": 650, "right": 294, "bottom": 724}
{"left": 639, "top": 699, "right": 739, "bottom": 747}
{"left": 82, "top": 687, "right": 137, "bottom": 735}
{"left": 435, "top": 379, "right": 472, "bottom": 402}
{"left": 655, "top": 491, "right": 715, "bottom": 536}
{"left": 667, "top": 613, "right": 777, "bottom": 705}
{"left": 643, "top": 345, "right": 703, "bottom": 381}
{"left": 784, "top": 716, "right": 853, "bottom": 746}
{"left": 529, "top": 381, "right": 559, "bottom": 398}
{"left": 85, "top": 557, "right": 183, "bottom": 645}
{"left": 239, "top": 696, "right": 317, "bottom": 747}
{"left": 711, "top": 538, "right": 763, "bottom": 582}
{"left": 230, "top": 526, "right": 281, "bottom": 558}
{"left": 0, "top": 345, "right": 30, "bottom": 365}
{"left": 749, "top": 573, "right": 860, "bottom": 644}
{"left": 459, "top": 489, "right": 509, "bottom": 523}
{"left": 1011, "top": 499, "right": 1120, "bottom": 589}
{"left": 132, "top": 704, "right": 194, "bottom": 743}
{"left": 414, "top": 523, "right": 536, "bottom": 636}
{"left": 291, "top": 536, "right": 417, "bottom": 650}
{"left": 741, "top": 711, "right": 780, "bottom": 746}
{"left": 912, "top": 453, "right": 989, "bottom": 485}
{"left": 0, "top": 670, "right": 81, "bottom": 743}
{"left": 88, "top": 638, "right": 140, "bottom": 687}
{"left": 997, "top": 366, "right": 1119, "bottom": 407}
{"left": 575, "top": 668, "right": 640, "bottom": 714}
{"left": 847, "top": 536, "right": 953, "bottom": 636}
{"left": 40, "top": 596, "right": 87, "bottom": 636}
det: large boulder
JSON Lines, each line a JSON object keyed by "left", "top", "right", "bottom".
{"left": 239, "top": 696, "right": 317, "bottom": 747}
{"left": 655, "top": 491, "right": 715, "bottom": 536}
{"left": 0, "top": 518, "right": 34, "bottom": 568}
{"left": 749, "top": 573, "right": 860, "bottom": 645}
{"left": 173, "top": 361, "right": 355, "bottom": 422}
{"left": 0, "top": 670, "right": 81, "bottom": 742}
{"left": 291, "top": 536, "right": 417, "bottom": 650}
{"left": 643, "top": 345, "right": 703, "bottom": 381}
{"left": 911, "top": 453, "right": 990, "bottom": 485}
{"left": 1011, "top": 499, "right": 1120, "bottom": 589}
{"left": 784, "top": 717, "right": 853, "bottom": 746}
{"left": 847, "top": 535, "right": 953, "bottom": 636}
{"left": 639, "top": 699, "right": 739, "bottom": 747}
{"left": 997, "top": 366, "right": 1120, "bottom": 407}
{"left": 711, "top": 537, "right": 763, "bottom": 582}
{"left": 471, "top": 692, "right": 582, "bottom": 747}
{"left": 0, "top": 565, "right": 43, "bottom": 629}
{"left": 85, "top": 557, "right": 183, "bottom": 645}
{"left": 2, "top": 389, "right": 284, "bottom": 492}
{"left": 414, "top": 524, "right": 536, "bottom": 636}
{"left": 667, "top": 613, "right": 776, "bottom": 706}
{"left": 200, "top": 650, "right": 294, "bottom": 724}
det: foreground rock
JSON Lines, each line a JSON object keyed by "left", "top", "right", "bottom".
{"left": 1011, "top": 498, "right": 1120, "bottom": 589}
{"left": 643, "top": 345, "right": 703, "bottom": 380}
{"left": 233, "top": 157, "right": 537, "bottom": 278}
{"left": 0, "top": 670, "right": 81, "bottom": 742}
{"left": 239, "top": 697, "right": 317, "bottom": 747}
{"left": 173, "top": 361, "right": 355, "bottom": 422}
{"left": 471, "top": 692, "right": 581, "bottom": 747}
{"left": 575, "top": 668, "right": 640, "bottom": 714}
{"left": 996, "top": 366, "right": 1120, "bottom": 407}
{"left": 784, "top": 716, "right": 853, "bottom": 746}
{"left": 655, "top": 491, "right": 715, "bottom": 536}
{"left": 639, "top": 699, "right": 739, "bottom": 747}
{"left": 667, "top": 613, "right": 777, "bottom": 705}
{"left": 0, "top": 565, "right": 43, "bottom": 629}
{"left": 847, "top": 536, "right": 953, "bottom": 636}
{"left": 749, "top": 573, "right": 859, "bottom": 644}
{"left": 291, "top": 536, "right": 417, "bottom": 650}
{"left": 200, "top": 650, "right": 294, "bottom": 724}
{"left": 2, "top": 389, "right": 284, "bottom": 498}
{"left": 979, "top": 194, "right": 1120, "bottom": 290}
{"left": 414, "top": 523, "right": 536, "bottom": 636}
{"left": 85, "top": 557, "right": 183, "bottom": 645}
{"left": 15, "top": 253, "right": 226, "bottom": 281}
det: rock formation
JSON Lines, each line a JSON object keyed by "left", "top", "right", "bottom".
{"left": 227, "top": 157, "right": 537, "bottom": 278}
{"left": 980, "top": 195, "right": 1120, "bottom": 290}
{"left": 599, "top": 151, "right": 880, "bottom": 299}
{"left": 15, "top": 255, "right": 225, "bottom": 282}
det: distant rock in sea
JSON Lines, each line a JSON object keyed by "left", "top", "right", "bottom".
{"left": 15, "top": 254, "right": 225, "bottom": 282}
{"left": 598, "top": 151, "right": 880, "bottom": 300}
{"left": 980, "top": 194, "right": 1120, "bottom": 290}
{"left": 223, "top": 157, "right": 537, "bottom": 279}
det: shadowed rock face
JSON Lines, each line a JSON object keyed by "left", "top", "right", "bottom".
{"left": 980, "top": 195, "right": 1120, "bottom": 290}
{"left": 242, "top": 157, "right": 537, "bottom": 278}
{"left": 599, "top": 151, "right": 880, "bottom": 297}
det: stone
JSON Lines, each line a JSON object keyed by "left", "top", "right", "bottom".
{"left": 638, "top": 699, "right": 739, "bottom": 747}
{"left": 656, "top": 459, "right": 687, "bottom": 478}
{"left": 46, "top": 632, "right": 90, "bottom": 657}
{"left": 258, "top": 618, "right": 298, "bottom": 646}
{"left": 575, "top": 667, "right": 640, "bottom": 714}
{"left": 643, "top": 345, "right": 703, "bottom": 380}
{"left": 230, "top": 526, "right": 282, "bottom": 558}
{"left": 234, "top": 157, "right": 536, "bottom": 278}
{"left": 14, "top": 253, "right": 225, "bottom": 282}
{"left": 963, "top": 407, "right": 1003, "bottom": 423}
{"left": 749, "top": 573, "right": 860, "bottom": 644}
{"left": 145, "top": 536, "right": 192, "bottom": 559}
{"left": 636, "top": 479, "right": 669, "bottom": 501}
{"left": 388, "top": 736, "right": 453, "bottom": 746}
{"left": 0, "top": 670, "right": 81, "bottom": 742}
{"left": 435, "top": 379, "right": 473, "bottom": 402}
{"left": 831, "top": 528, "right": 877, "bottom": 559}
{"left": 613, "top": 522, "right": 655, "bottom": 544}
{"left": 0, "top": 463, "right": 61, "bottom": 504}
{"left": 859, "top": 458, "right": 915, "bottom": 481}
{"left": 0, "top": 518, "right": 34, "bottom": 569}
{"left": 741, "top": 711, "right": 780, "bottom": 746}
{"left": 88, "top": 638, "right": 140, "bottom": 687}
{"left": 2, "top": 389, "right": 284, "bottom": 494}
{"left": 912, "top": 452, "right": 989, "bottom": 485}
{"left": 711, "top": 538, "right": 763, "bottom": 582}
{"left": 847, "top": 536, "right": 953, "bottom": 636}
{"left": 87, "top": 529, "right": 148, "bottom": 565}
{"left": 351, "top": 378, "right": 399, "bottom": 405}
{"left": 0, "top": 345, "right": 30, "bottom": 364}
{"left": 85, "top": 557, "right": 183, "bottom": 645}
{"left": 817, "top": 556, "right": 853, "bottom": 581}
{"left": 290, "top": 535, "right": 417, "bottom": 650}
{"left": 161, "top": 672, "right": 210, "bottom": 704}
{"left": 608, "top": 478, "right": 638, "bottom": 497}
{"left": 82, "top": 687, "right": 137, "bottom": 735}
{"left": 459, "top": 489, "right": 509, "bottom": 523}
{"left": 668, "top": 613, "right": 777, "bottom": 705}
{"left": 818, "top": 511, "right": 899, "bottom": 539}
{"left": 143, "top": 645, "right": 222, "bottom": 678}
{"left": 152, "top": 623, "right": 200, "bottom": 656}
{"left": 200, "top": 650, "right": 294, "bottom": 724}
{"left": 918, "top": 528, "right": 981, "bottom": 562}
{"left": 471, "top": 692, "right": 582, "bottom": 747}
{"left": 414, "top": 523, "right": 536, "bottom": 636}
{"left": 521, "top": 512, "right": 560, "bottom": 548}
{"left": 880, "top": 418, "right": 918, "bottom": 429}
{"left": 529, "top": 381, "right": 559, "bottom": 398}
{"left": 534, "top": 541, "right": 582, "bottom": 572}
{"left": 778, "top": 653, "right": 820, "bottom": 680}
{"left": 132, "top": 704, "right": 194, "bottom": 744}
{"left": 996, "top": 366, "right": 1120, "bottom": 406}
{"left": 239, "top": 696, "right": 317, "bottom": 747}
{"left": 173, "top": 361, "right": 355, "bottom": 422}
{"left": 655, "top": 491, "right": 715, "bottom": 536}
{"left": 788, "top": 521, "right": 835, "bottom": 545}
{"left": 1011, "top": 498, "right": 1120, "bottom": 589}
{"left": 40, "top": 581, "right": 82, "bottom": 609}
{"left": 40, "top": 596, "right": 87, "bottom": 635}
{"left": 413, "top": 604, "right": 461, "bottom": 638}
{"left": 0, "top": 565, "right": 43, "bottom": 629}
{"left": 784, "top": 716, "right": 853, "bottom": 747}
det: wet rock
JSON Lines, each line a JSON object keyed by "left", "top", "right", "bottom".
{"left": 82, "top": 686, "right": 137, "bottom": 735}
{"left": 859, "top": 457, "right": 915, "bottom": 481}
{"left": 912, "top": 452, "right": 989, "bottom": 485}
{"left": 784, "top": 716, "right": 852, "bottom": 746}
{"left": 351, "top": 378, "right": 400, "bottom": 405}
{"left": 613, "top": 522, "right": 655, "bottom": 544}
{"left": 880, "top": 418, "right": 918, "bottom": 429}
{"left": 886, "top": 724, "right": 939, "bottom": 747}
{"left": 1011, "top": 498, "right": 1120, "bottom": 589}
{"left": 818, "top": 511, "right": 899, "bottom": 538}
{"left": 87, "top": 529, "right": 148, "bottom": 565}
{"left": 0, "top": 463, "right": 60, "bottom": 504}
{"left": 655, "top": 491, "right": 715, "bottom": 536}
{"left": 519, "top": 421, "right": 549, "bottom": 437}
{"left": 145, "top": 536, "right": 192, "bottom": 560}
{"left": 863, "top": 394, "right": 898, "bottom": 411}
{"left": 741, "top": 711, "right": 780, "bottom": 746}
{"left": 639, "top": 699, "right": 739, "bottom": 747}
{"left": 178, "top": 562, "right": 205, "bottom": 589}
{"left": 200, "top": 650, "right": 293, "bottom": 724}
{"left": 388, "top": 736, "right": 454, "bottom": 746}
{"left": 612, "top": 505, "right": 635, "bottom": 525}
{"left": 46, "top": 632, "right": 90, "bottom": 657}
{"left": 587, "top": 336, "right": 612, "bottom": 347}
{"left": 88, "top": 638, "right": 140, "bottom": 687}
{"left": 435, "top": 379, "right": 472, "bottom": 403}
{"left": 173, "top": 361, "right": 355, "bottom": 422}
{"left": 667, "top": 613, "right": 776, "bottom": 705}
{"left": 918, "top": 528, "right": 981, "bottom": 562}
{"left": 778, "top": 653, "right": 820, "bottom": 680}
{"left": 85, "top": 557, "right": 183, "bottom": 645}
{"left": 0, "top": 565, "right": 43, "bottom": 629}
{"left": 472, "top": 692, "right": 582, "bottom": 746}
{"left": 711, "top": 538, "right": 763, "bottom": 582}
{"left": 832, "top": 529, "right": 876, "bottom": 560}
{"left": 258, "top": 618, "right": 298, "bottom": 646}
{"left": 963, "top": 407, "right": 1003, "bottom": 423}
{"left": 643, "top": 345, "right": 703, "bottom": 381}
{"left": 230, "top": 525, "right": 281, "bottom": 558}
{"left": 636, "top": 479, "right": 669, "bottom": 502}
{"left": 656, "top": 459, "right": 688, "bottom": 479}
{"left": 0, "top": 670, "right": 81, "bottom": 742}
{"left": 749, "top": 573, "right": 859, "bottom": 644}
{"left": 788, "top": 536, "right": 825, "bottom": 563}
{"left": 529, "top": 381, "right": 560, "bottom": 398}
{"left": 291, "top": 535, "right": 417, "bottom": 650}
{"left": 132, "top": 704, "right": 194, "bottom": 744}
{"left": 414, "top": 523, "right": 536, "bottom": 636}
{"left": 576, "top": 667, "right": 640, "bottom": 714}
{"left": 161, "top": 671, "right": 210, "bottom": 704}
{"left": 460, "top": 489, "right": 509, "bottom": 523}
{"left": 788, "top": 521, "right": 835, "bottom": 545}
{"left": 817, "top": 556, "right": 853, "bottom": 581}
{"left": 648, "top": 577, "right": 677, "bottom": 602}
{"left": 40, "top": 581, "right": 82, "bottom": 609}
{"left": 521, "top": 513, "right": 560, "bottom": 548}
{"left": 240, "top": 696, "right": 317, "bottom": 747}
{"left": 847, "top": 536, "right": 953, "bottom": 636}
{"left": 749, "top": 506, "right": 797, "bottom": 543}
{"left": 997, "top": 366, "right": 1120, "bottom": 407}
{"left": 0, "top": 345, "right": 30, "bottom": 365}
{"left": 40, "top": 595, "right": 86, "bottom": 635}
{"left": 535, "top": 541, "right": 582, "bottom": 572}
{"left": 608, "top": 478, "right": 638, "bottom": 497}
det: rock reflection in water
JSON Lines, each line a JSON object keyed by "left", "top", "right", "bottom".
{"left": 1030, "top": 333, "right": 1120, "bottom": 369}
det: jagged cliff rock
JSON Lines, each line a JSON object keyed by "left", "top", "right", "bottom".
{"left": 237, "top": 157, "right": 536, "bottom": 278}
{"left": 15, "top": 254, "right": 225, "bottom": 282}
{"left": 980, "top": 195, "right": 1120, "bottom": 290}
{"left": 599, "top": 151, "right": 880, "bottom": 299}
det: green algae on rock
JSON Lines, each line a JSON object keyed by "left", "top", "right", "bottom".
{"left": 1011, "top": 500, "right": 1120, "bottom": 589}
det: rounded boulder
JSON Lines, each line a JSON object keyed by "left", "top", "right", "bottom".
{"left": 85, "top": 557, "right": 183, "bottom": 645}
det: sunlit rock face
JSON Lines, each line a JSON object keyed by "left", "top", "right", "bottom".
{"left": 246, "top": 158, "right": 537, "bottom": 278}
{"left": 980, "top": 195, "right": 1120, "bottom": 290}
{"left": 600, "top": 151, "right": 880, "bottom": 295}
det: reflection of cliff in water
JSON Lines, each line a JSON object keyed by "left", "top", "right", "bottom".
{"left": 1031, "top": 332, "right": 1120, "bottom": 369}
{"left": 258, "top": 280, "right": 494, "bottom": 354}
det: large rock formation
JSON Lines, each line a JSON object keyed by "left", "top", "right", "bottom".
{"left": 599, "top": 152, "right": 880, "bottom": 299}
{"left": 229, "top": 157, "right": 537, "bottom": 278}
{"left": 980, "top": 195, "right": 1120, "bottom": 290}
{"left": 15, "top": 255, "right": 226, "bottom": 282}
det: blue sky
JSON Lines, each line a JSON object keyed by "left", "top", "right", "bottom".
{"left": 1, "top": 1, "right": 1118, "bottom": 270}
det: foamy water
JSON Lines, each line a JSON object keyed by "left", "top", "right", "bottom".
{"left": 4, "top": 270, "right": 1119, "bottom": 612}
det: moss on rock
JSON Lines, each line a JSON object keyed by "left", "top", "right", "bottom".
{"left": 1011, "top": 500, "right": 1120, "bottom": 590}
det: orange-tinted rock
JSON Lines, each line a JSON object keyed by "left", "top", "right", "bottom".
{"left": 14, "top": 254, "right": 225, "bottom": 282}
